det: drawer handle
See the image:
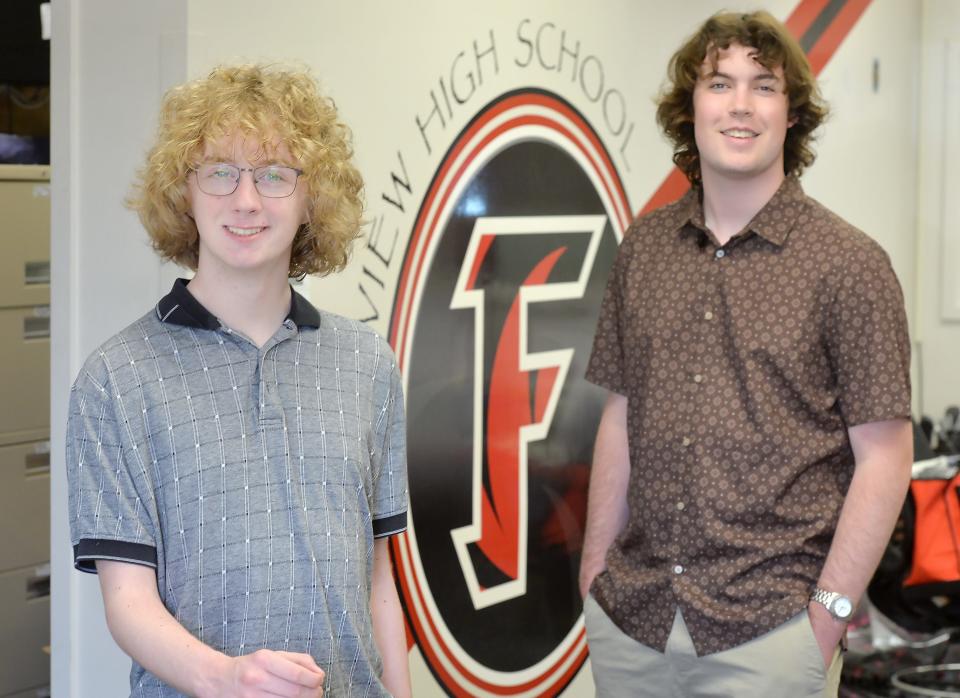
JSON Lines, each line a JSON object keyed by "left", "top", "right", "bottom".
{"left": 25, "top": 451, "right": 50, "bottom": 477}
{"left": 25, "top": 260, "right": 50, "bottom": 285}
{"left": 23, "top": 315, "right": 50, "bottom": 340}
{"left": 26, "top": 571, "right": 50, "bottom": 600}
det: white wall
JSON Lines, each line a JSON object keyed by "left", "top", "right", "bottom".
{"left": 50, "top": 1, "right": 931, "bottom": 695}
{"left": 803, "top": 0, "right": 919, "bottom": 341}
{"left": 50, "top": 3, "right": 188, "bottom": 697}
{"left": 916, "top": 0, "right": 960, "bottom": 422}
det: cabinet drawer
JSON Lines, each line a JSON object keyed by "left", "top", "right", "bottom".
{"left": 0, "top": 168, "right": 50, "bottom": 309}
{"left": 0, "top": 563, "right": 50, "bottom": 696}
{"left": 0, "top": 306, "right": 49, "bottom": 437}
{"left": 0, "top": 440, "right": 49, "bottom": 571}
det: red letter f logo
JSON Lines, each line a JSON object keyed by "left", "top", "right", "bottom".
{"left": 449, "top": 214, "right": 605, "bottom": 609}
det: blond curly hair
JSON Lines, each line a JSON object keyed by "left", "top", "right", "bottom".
{"left": 129, "top": 64, "right": 364, "bottom": 278}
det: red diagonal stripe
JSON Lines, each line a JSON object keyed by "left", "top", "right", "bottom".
{"left": 806, "top": 0, "right": 872, "bottom": 74}
{"left": 635, "top": 0, "right": 873, "bottom": 219}
{"left": 785, "top": 0, "right": 832, "bottom": 37}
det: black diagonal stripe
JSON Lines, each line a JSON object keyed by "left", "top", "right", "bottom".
{"left": 800, "top": 0, "right": 849, "bottom": 52}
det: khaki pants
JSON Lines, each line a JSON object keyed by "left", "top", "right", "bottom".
{"left": 583, "top": 595, "right": 843, "bottom": 697}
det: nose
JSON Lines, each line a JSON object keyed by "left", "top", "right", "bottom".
{"left": 232, "top": 170, "right": 263, "bottom": 212}
{"left": 729, "top": 84, "right": 754, "bottom": 117}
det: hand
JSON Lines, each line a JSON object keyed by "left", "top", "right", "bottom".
{"left": 806, "top": 603, "right": 846, "bottom": 670}
{"left": 578, "top": 564, "right": 602, "bottom": 600}
{"left": 212, "top": 649, "right": 325, "bottom": 697}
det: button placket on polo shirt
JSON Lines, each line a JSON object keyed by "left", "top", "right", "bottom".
{"left": 253, "top": 328, "right": 298, "bottom": 556}
{"left": 258, "top": 348, "right": 282, "bottom": 425}
{"left": 258, "top": 327, "right": 297, "bottom": 432}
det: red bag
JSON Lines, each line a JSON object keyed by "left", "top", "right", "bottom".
{"left": 867, "top": 454, "right": 960, "bottom": 632}
{"left": 903, "top": 456, "right": 960, "bottom": 598}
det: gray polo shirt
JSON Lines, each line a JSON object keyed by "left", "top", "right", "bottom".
{"left": 67, "top": 279, "right": 408, "bottom": 697}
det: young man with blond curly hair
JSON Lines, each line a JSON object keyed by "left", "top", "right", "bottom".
{"left": 580, "top": 11, "right": 912, "bottom": 697}
{"left": 66, "top": 65, "right": 411, "bottom": 698}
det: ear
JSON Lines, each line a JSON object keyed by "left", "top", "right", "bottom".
{"left": 787, "top": 111, "right": 798, "bottom": 129}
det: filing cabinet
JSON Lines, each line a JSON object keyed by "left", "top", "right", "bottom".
{"left": 0, "top": 165, "right": 50, "bottom": 697}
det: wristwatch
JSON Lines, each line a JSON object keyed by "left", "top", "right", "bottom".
{"left": 810, "top": 588, "right": 854, "bottom": 621}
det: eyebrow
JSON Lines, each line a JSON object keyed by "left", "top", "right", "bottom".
{"left": 704, "top": 70, "right": 781, "bottom": 82}
{"left": 202, "top": 156, "right": 291, "bottom": 167}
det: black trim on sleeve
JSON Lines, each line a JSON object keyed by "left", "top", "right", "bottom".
{"left": 73, "top": 539, "right": 158, "bottom": 574}
{"left": 372, "top": 512, "right": 407, "bottom": 538}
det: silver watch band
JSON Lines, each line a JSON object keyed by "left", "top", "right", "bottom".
{"left": 810, "top": 588, "right": 839, "bottom": 606}
{"left": 810, "top": 587, "right": 853, "bottom": 620}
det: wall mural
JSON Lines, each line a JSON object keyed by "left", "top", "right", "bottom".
{"left": 390, "top": 90, "right": 628, "bottom": 695}
{"left": 352, "top": 1, "right": 874, "bottom": 694}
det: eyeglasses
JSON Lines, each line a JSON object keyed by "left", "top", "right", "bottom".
{"left": 193, "top": 162, "right": 304, "bottom": 198}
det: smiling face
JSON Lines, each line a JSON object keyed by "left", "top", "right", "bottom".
{"left": 186, "top": 132, "right": 308, "bottom": 281}
{"left": 692, "top": 43, "right": 795, "bottom": 189}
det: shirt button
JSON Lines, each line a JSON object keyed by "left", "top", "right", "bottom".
{"left": 676, "top": 502, "right": 685, "bottom": 511}
{"left": 693, "top": 374, "right": 703, "bottom": 383}
{"left": 673, "top": 564, "right": 684, "bottom": 575}
{"left": 682, "top": 437, "right": 691, "bottom": 447}
{"left": 704, "top": 311, "right": 714, "bottom": 321}
{"left": 715, "top": 249, "right": 726, "bottom": 259}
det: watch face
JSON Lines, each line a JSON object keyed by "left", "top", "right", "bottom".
{"left": 833, "top": 597, "right": 853, "bottom": 619}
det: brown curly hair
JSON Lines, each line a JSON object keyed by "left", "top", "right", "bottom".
{"left": 128, "top": 64, "right": 364, "bottom": 278}
{"left": 656, "top": 10, "right": 828, "bottom": 185}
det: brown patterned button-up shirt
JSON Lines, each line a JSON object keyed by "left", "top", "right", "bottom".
{"left": 585, "top": 176, "right": 911, "bottom": 655}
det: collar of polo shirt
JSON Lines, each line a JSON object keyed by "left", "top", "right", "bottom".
{"left": 155, "top": 278, "right": 321, "bottom": 330}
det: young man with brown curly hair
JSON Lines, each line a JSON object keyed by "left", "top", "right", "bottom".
{"left": 580, "top": 11, "right": 912, "bottom": 697}
{"left": 66, "top": 65, "right": 411, "bottom": 698}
